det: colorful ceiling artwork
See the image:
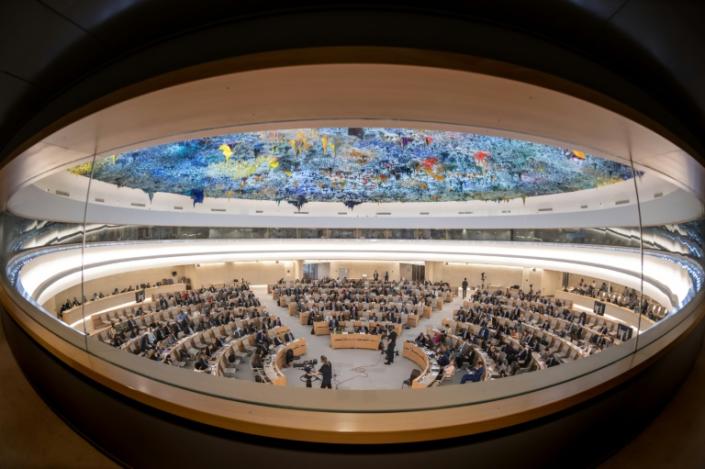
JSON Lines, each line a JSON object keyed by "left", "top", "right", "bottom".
{"left": 69, "top": 128, "right": 636, "bottom": 209}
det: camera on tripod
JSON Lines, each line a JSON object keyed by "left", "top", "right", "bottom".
{"left": 293, "top": 359, "right": 320, "bottom": 388}
{"left": 292, "top": 359, "right": 318, "bottom": 372}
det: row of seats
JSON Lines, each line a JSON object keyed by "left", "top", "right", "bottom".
{"left": 272, "top": 278, "right": 454, "bottom": 310}
{"left": 568, "top": 283, "right": 667, "bottom": 321}
{"left": 274, "top": 278, "right": 452, "bottom": 333}
{"left": 460, "top": 298, "right": 620, "bottom": 350}
{"left": 94, "top": 282, "right": 264, "bottom": 335}
{"left": 405, "top": 333, "right": 490, "bottom": 387}
{"left": 57, "top": 277, "right": 186, "bottom": 315}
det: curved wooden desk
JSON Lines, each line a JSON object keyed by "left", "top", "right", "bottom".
{"left": 263, "top": 338, "right": 308, "bottom": 386}
{"left": 329, "top": 333, "right": 381, "bottom": 350}
{"left": 403, "top": 341, "right": 440, "bottom": 388}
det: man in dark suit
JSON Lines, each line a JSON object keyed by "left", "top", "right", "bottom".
{"left": 317, "top": 355, "right": 333, "bottom": 389}
{"left": 384, "top": 329, "right": 398, "bottom": 365}
{"left": 460, "top": 364, "right": 485, "bottom": 384}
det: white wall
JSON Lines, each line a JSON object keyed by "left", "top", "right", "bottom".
{"left": 53, "top": 266, "right": 185, "bottom": 305}
{"left": 316, "top": 262, "right": 331, "bottom": 279}
{"left": 424, "top": 261, "right": 442, "bottom": 282}
{"left": 327, "top": 261, "right": 400, "bottom": 280}
{"left": 29, "top": 238, "right": 684, "bottom": 312}
{"left": 567, "top": 273, "right": 612, "bottom": 290}
{"left": 541, "top": 270, "right": 564, "bottom": 296}
{"left": 521, "top": 267, "right": 544, "bottom": 293}
{"left": 183, "top": 261, "right": 293, "bottom": 288}
{"left": 399, "top": 263, "right": 414, "bottom": 281}
{"left": 436, "top": 263, "right": 524, "bottom": 289}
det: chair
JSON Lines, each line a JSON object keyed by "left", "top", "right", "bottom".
{"left": 402, "top": 369, "right": 422, "bottom": 388}
{"left": 186, "top": 341, "right": 200, "bottom": 357}
{"left": 193, "top": 335, "right": 208, "bottom": 350}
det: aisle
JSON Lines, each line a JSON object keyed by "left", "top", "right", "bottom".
{"left": 251, "top": 285, "right": 464, "bottom": 390}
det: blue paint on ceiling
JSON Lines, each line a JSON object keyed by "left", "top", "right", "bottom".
{"left": 71, "top": 128, "right": 636, "bottom": 208}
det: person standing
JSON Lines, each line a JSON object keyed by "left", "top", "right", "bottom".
{"left": 462, "top": 277, "right": 469, "bottom": 298}
{"left": 384, "top": 329, "right": 398, "bottom": 365}
{"left": 317, "top": 355, "right": 333, "bottom": 389}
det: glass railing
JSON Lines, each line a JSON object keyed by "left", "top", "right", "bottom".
{"left": 2, "top": 132, "right": 705, "bottom": 415}
{"left": 4, "top": 220, "right": 674, "bottom": 252}
{"left": 4, "top": 214, "right": 704, "bottom": 412}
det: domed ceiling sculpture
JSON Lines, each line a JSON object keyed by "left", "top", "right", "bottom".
{"left": 69, "top": 128, "right": 636, "bottom": 209}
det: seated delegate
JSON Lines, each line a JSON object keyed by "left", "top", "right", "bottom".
{"left": 460, "top": 364, "right": 485, "bottom": 384}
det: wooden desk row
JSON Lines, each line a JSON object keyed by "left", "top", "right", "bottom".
{"left": 287, "top": 300, "right": 431, "bottom": 318}
{"left": 402, "top": 341, "right": 440, "bottom": 388}
{"left": 212, "top": 326, "right": 293, "bottom": 378}
{"left": 458, "top": 300, "right": 616, "bottom": 342}
{"left": 314, "top": 321, "right": 330, "bottom": 336}
{"left": 423, "top": 329, "right": 493, "bottom": 382}
{"left": 555, "top": 290, "right": 656, "bottom": 331}
{"left": 299, "top": 310, "right": 422, "bottom": 328}
{"left": 329, "top": 333, "right": 381, "bottom": 350}
{"left": 312, "top": 320, "right": 403, "bottom": 336}
{"left": 61, "top": 282, "right": 187, "bottom": 325}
